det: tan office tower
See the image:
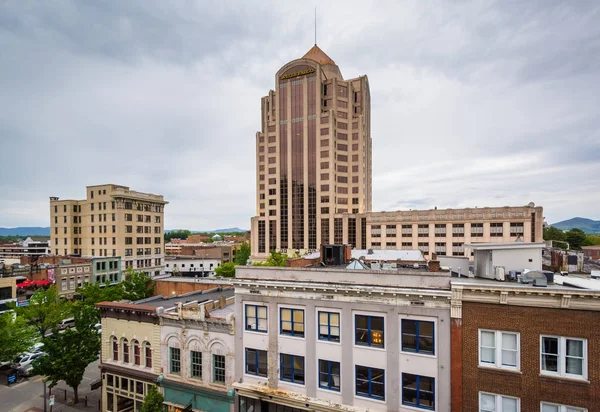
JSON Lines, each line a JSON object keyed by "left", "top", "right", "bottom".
{"left": 251, "top": 45, "right": 372, "bottom": 258}
{"left": 50, "top": 184, "right": 168, "bottom": 276}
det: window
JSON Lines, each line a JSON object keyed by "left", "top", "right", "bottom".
{"left": 479, "top": 330, "right": 519, "bottom": 370}
{"left": 541, "top": 336, "right": 586, "bottom": 379}
{"left": 355, "top": 365, "right": 384, "bottom": 400}
{"left": 123, "top": 339, "right": 129, "bottom": 363}
{"left": 191, "top": 351, "right": 202, "bottom": 379}
{"left": 318, "top": 360, "right": 340, "bottom": 391}
{"left": 541, "top": 402, "right": 587, "bottom": 412}
{"left": 133, "top": 340, "right": 140, "bottom": 365}
{"left": 402, "top": 373, "right": 435, "bottom": 410}
{"left": 318, "top": 311, "right": 340, "bottom": 342}
{"left": 213, "top": 354, "right": 226, "bottom": 384}
{"left": 479, "top": 392, "right": 519, "bottom": 412}
{"left": 402, "top": 320, "right": 434, "bottom": 355}
{"left": 355, "top": 315, "right": 384, "bottom": 348}
{"left": 280, "top": 354, "right": 304, "bottom": 384}
{"left": 280, "top": 308, "right": 304, "bottom": 337}
{"left": 145, "top": 342, "right": 152, "bottom": 368}
{"left": 112, "top": 337, "right": 118, "bottom": 361}
{"left": 170, "top": 347, "right": 181, "bottom": 374}
{"left": 245, "top": 304, "right": 267, "bottom": 332}
{"left": 245, "top": 348, "right": 267, "bottom": 377}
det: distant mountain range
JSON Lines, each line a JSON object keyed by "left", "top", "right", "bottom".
{"left": 551, "top": 218, "right": 600, "bottom": 234}
{"left": 0, "top": 227, "right": 50, "bottom": 236}
{"left": 166, "top": 227, "right": 248, "bottom": 234}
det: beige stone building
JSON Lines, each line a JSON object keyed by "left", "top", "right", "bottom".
{"left": 49, "top": 184, "right": 167, "bottom": 276}
{"left": 250, "top": 46, "right": 544, "bottom": 260}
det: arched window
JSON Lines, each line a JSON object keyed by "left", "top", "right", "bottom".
{"left": 122, "top": 338, "right": 129, "bottom": 363}
{"left": 112, "top": 336, "right": 118, "bottom": 361}
{"left": 132, "top": 340, "right": 140, "bottom": 365}
{"left": 144, "top": 342, "right": 152, "bottom": 368}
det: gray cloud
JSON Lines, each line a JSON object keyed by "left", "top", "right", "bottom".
{"left": 0, "top": 0, "right": 599, "bottom": 230}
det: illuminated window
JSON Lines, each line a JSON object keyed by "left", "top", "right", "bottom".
{"left": 355, "top": 315, "right": 384, "bottom": 348}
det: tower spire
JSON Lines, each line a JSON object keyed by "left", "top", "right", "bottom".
{"left": 314, "top": 7, "right": 317, "bottom": 45}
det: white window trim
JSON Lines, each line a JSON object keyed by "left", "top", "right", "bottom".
{"left": 479, "top": 392, "right": 520, "bottom": 412}
{"left": 400, "top": 314, "right": 438, "bottom": 358}
{"left": 540, "top": 402, "right": 587, "bottom": 412}
{"left": 478, "top": 329, "right": 520, "bottom": 371}
{"left": 540, "top": 335, "right": 587, "bottom": 380}
{"left": 315, "top": 307, "right": 342, "bottom": 346}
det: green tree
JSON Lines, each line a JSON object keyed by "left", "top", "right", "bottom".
{"left": 140, "top": 385, "right": 165, "bottom": 412}
{"left": 9, "top": 286, "right": 72, "bottom": 337}
{"left": 0, "top": 312, "right": 38, "bottom": 362}
{"left": 234, "top": 242, "right": 251, "bottom": 265}
{"left": 543, "top": 226, "right": 566, "bottom": 242}
{"left": 77, "top": 282, "right": 124, "bottom": 307}
{"left": 566, "top": 228, "right": 587, "bottom": 250}
{"left": 215, "top": 262, "right": 236, "bottom": 277}
{"left": 33, "top": 303, "right": 100, "bottom": 403}
{"left": 583, "top": 234, "right": 600, "bottom": 246}
{"left": 164, "top": 230, "right": 192, "bottom": 242}
{"left": 121, "top": 268, "right": 155, "bottom": 300}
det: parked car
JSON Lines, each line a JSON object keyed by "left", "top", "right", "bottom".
{"left": 10, "top": 352, "right": 45, "bottom": 372}
{"left": 58, "top": 317, "right": 75, "bottom": 330}
{"left": 30, "top": 342, "right": 44, "bottom": 353}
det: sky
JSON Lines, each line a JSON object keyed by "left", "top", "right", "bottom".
{"left": 1, "top": 0, "right": 599, "bottom": 230}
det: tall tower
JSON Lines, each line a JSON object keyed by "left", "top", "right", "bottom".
{"left": 251, "top": 45, "right": 372, "bottom": 258}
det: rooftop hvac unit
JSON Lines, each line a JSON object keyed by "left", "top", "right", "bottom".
{"left": 495, "top": 266, "right": 506, "bottom": 281}
{"left": 520, "top": 270, "right": 548, "bottom": 287}
{"left": 370, "top": 262, "right": 381, "bottom": 270}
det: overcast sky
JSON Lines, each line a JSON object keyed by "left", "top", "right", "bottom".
{"left": 1, "top": 0, "right": 599, "bottom": 230}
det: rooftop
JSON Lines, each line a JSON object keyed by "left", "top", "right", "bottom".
{"left": 133, "top": 287, "right": 234, "bottom": 309}
{"left": 302, "top": 44, "right": 336, "bottom": 65}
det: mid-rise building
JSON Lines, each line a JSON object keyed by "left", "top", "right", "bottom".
{"left": 49, "top": 184, "right": 167, "bottom": 276}
{"left": 232, "top": 262, "right": 452, "bottom": 411}
{"left": 55, "top": 256, "right": 122, "bottom": 299}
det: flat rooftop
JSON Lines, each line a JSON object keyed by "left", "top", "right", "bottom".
{"left": 134, "top": 288, "right": 234, "bottom": 309}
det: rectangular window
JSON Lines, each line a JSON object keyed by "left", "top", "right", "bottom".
{"left": 479, "top": 392, "right": 520, "bottom": 412}
{"left": 355, "top": 315, "right": 384, "bottom": 348}
{"left": 402, "top": 320, "right": 434, "bottom": 355}
{"left": 541, "top": 336, "right": 586, "bottom": 379}
{"left": 245, "top": 304, "right": 267, "bottom": 332}
{"left": 318, "top": 311, "right": 340, "bottom": 342}
{"left": 245, "top": 348, "right": 267, "bottom": 377}
{"left": 169, "top": 347, "right": 181, "bottom": 375}
{"left": 213, "top": 354, "right": 226, "bottom": 384}
{"left": 318, "top": 360, "right": 340, "bottom": 391}
{"left": 355, "top": 365, "right": 384, "bottom": 400}
{"left": 280, "top": 308, "right": 304, "bottom": 337}
{"left": 191, "top": 351, "right": 202, "bottom": 379}
{"left": 280, "top": 354, "right": 305, "bottom": 384}
{"left": 402, "top": 373, "right": 435, "bottom": 410}
{"left": 480, "top": 330, "right": 519, "bottom": 370}
{"left": 540, "top": 403, "right": 587, "bottom": 412}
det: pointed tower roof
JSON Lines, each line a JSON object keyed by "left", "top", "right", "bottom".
{"left": 302, "top": 45, "right": 336, "bottom": 65}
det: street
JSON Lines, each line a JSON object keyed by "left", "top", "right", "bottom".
{"left": 0, "top": 360, "right": 101, "bottom": 412}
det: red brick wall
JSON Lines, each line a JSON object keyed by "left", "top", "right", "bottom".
{"left": 462, "top": 302, "right": 600, "bottom": 411}
{"left": 451, "top": 318, "right": 463, "bottom": 412}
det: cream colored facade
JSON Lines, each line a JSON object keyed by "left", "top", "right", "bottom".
{"left": 49, "top": 184, "right": 167, "bottom": 276}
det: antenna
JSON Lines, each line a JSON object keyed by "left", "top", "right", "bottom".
{"left": 314, "top": 7, "right": 317, "bottom": 45}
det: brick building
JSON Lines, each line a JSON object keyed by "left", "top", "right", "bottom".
{"left": 450, "top": 279, "right": 600, "bottom": 412}
{"left": 582, "top": 245, "right": 600, "bottom": 260}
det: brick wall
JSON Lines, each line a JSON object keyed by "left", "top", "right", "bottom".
{"left": 153, "top": 280, "right": 229, "bottom": 297}
{"left": 462, "top": 302, "right": 600, "bottom": 411}
{"left": 450, "top": 318, "right": 463, "bottom": 412}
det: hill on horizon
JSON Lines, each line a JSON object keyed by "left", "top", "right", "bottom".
{"left": 551, "top": 217, "right": 600, "bottom": 234}
{"left": 165, "top": 227, "right": 248, "bottom": 234}
{"left": 0, "top": 227, "right": 50, "bottom": 236}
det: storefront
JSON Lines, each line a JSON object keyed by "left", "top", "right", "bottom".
{"left": 102, "top": 367, "right": 157, "bottom": 412}
{"left": 161, "top": 378, "right": 234, "bottom": 412}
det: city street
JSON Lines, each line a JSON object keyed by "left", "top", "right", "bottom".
{"left": 0, "top": 360, "right": 101, "bottom": 412}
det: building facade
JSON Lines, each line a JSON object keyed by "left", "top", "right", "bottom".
{"left": 450, "top": 279, "right": 600, "bottom": 412}
{"left": 159, "top": 296, "right": 236, "bottom": 412}
{"left": 233, "top": 266, "right": 451, "bottom": 412}
{"left": 582, "top": 245, "right": 600, "bottom": 260}
{"left": 0, "top": 237, "right": 50, "bottom": 259}
{"left": 164, "top": 256, "right": 222, "bottom": 277}
{"left": 49, "top": 184, "right": 167, "bottom": 276}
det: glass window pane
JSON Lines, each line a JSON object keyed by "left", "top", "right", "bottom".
{"left": 293, "top": 310, "right": 304, "bottom": 323}
{"left": 501, "top": 397, "right": 517, "bottom": 412}
{"left": 257, "top": 306, "right": 267, "bottom": 318}
{"left": 403, "top": 320, "right": 417, "bottom": 335}
{"left": 480, "top": 394, "right": 496, "bottom": 411}
{"left": 566, "top": 339, "right": 583, "bottom": 357}
{"left": 542, "top": 354, "right": 558, "bottom": 372}
{"left": 481, "top": 348, "right": 495, "bottom": 363}
{"left": 319, "top": 312, "right": 328, "bottom": 324}
{"left": 258, "top": 319, "right": 267, "bottom": 330}
{"left": 330, "top": 313, "right": 339, "bottom": 326}
{"left": 502, "top": 350, "right": 517, "bottom": 367}
{"left": 246, "top": 306, "right": 255, "bottom": 317}
{"left": 330, "top": 326, "right": 340, "bottom": 337}
{"left": 355, "top": 315, "right": 368, "bottom": 329}
{"left": 420, "top": 321, "right": 434, "bottom": 337}
{"left": 541, "top": 405, "right": 559, "bottom": 412}
{"left": 371, "top": 316, "right": 384, "bottom": 331}
{"left": 502, "top": 333, "right": 517, "bottom": 350}
{"left": 481, "top": 331, "right": 495, "bottom": 347}
{"left": 281, "top": 309, "right": 291, "bottom": 321}
{"left": 543, "top": 337, "right": 558, "bottom": 355}
{"left": 566, "top": 357, "right": 583, "bottom": 375}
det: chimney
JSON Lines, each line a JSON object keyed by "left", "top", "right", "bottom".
{"left": 344, "top": 245, "right": 352, "bottom": 263}
{"left": 428, "top": 260, "right": 440, "bottom": 272}
{"left": 218, "top": 296, "right": 226, "bottom": 309}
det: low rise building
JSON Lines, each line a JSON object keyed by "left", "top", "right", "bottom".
{"left": 232, "top": 264, "right": 452, "bottom": 411}
{"left": 164, "top": 256, "right": 222, "bottom": 277}
{"left": 0, "top": 237, "right": 50, "bottom": 259}
{"left": 0, "top": 277, "right": 16, "bottom": 313}
{"left": 582, "top": 245, "right": 600, "bottom": 260}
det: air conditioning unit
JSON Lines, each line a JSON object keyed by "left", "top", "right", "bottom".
{"left": 521, "top": 270, "right": 548, "bottom": 287}
{"left": 495, "top": 266, "right": 506, "bottom": 281}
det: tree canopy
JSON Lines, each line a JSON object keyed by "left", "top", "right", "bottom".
{"left": 121, "top": 268, "right": 155, "bottom": 300}
{"left": 234, "top": 242, "right": 251, "bottom": 265}
{"left": 214, "top": 262, "right": 236, "bottom": 278}
{"left": 141, "top": 385, "right": 165, "bottom": 412}
{"left": 9, "top": 285, "right": 72, "bottom": 337}
{"left": 164, "top": 230, "right": 192, "bottom": 242}
{"left": 77, "top": 281, "right": 125, "bottom": 307}
{"left": 544, "top": 226, "right": 599, "bottom": 250}
{"left": 253, "top": 251, "right": 288, "bottom": 267}
{"left": 0, "top": 312, "right": 38, "bottom": 362}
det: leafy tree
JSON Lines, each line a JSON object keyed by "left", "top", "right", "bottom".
{"left": 164, "top": 230, "right": 192, "bottom": 242}
{"left": 234, "top": 242, "right": 251, "bottom": 265}
{"left": 33, "top": 303, "right": 100, "bottom": 404}
{"left": 77, "top": 282, "right": 124, "bottom": 307}
{"left": 253, "top": 251, "right": 288, "bottom": 267}
{"left": 9, "top": 286, "right": 72, "bottom": 337}
{"left": 0, "top": 312, "right": 38, "bottom": 362}
{"left": 566, "top": 228, "right": 587, "bottom": 250}
{"left": 543, "top": 226, "right": 566, "bottom": 242}
{"left": 215, "top": 262, "right": 236, "bottom": 278}
{"left": 582, "top": 234, "right": 600, "bottom": 246}
{"left": 140, "top": 385, "right": 165, "bottom": 412}
{"left": 121, "top": 268, "right": 155, "bottom": 300}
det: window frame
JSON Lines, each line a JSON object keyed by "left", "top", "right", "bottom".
{"left": 479, "top": 392, "right": 520, "bottom": 412}
{"left": 355, "top": 365, "right": 385, "bottom": 401}
{"left": 244, "top": 304, "right": 268, "bottom": 333}
{"left": 478, "top": 329, "right": 520, "bottom": 371}
{"left": 318, "top": 359, "right": 341, "bottom": 392}
{"left": 540, "top": 335, "right": 587, "bottom": 380}
{"left": 354, "top": 314, "right": 385, "bottom": 348}
{"left": 540, "top": 402, "right": 587, "bottom": 412}
{"left": 402, "top": 373, "right": 435, "bottom": 410}
{"left": 212, "top": 354, "right": 226, "bottom": 384}
{"left": 245, "top": 348, "right": 268, "bottom": 377}
{"left": 401, "top": 319, "right": 435, "bottom": 355}
{"left": 190, "top": 350, "right": 202, "bottom": 379}
{"left": 318, "top": 311, "right": 340, "bottom": 343}
{"left": 169, "top": 347, "right": 181, "bottom": 375}
{"left": 279, "top": 353, "right": 305, "bottom": 385}
{"left": 280, "top": 307, "right": 305, "bottom": 338}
